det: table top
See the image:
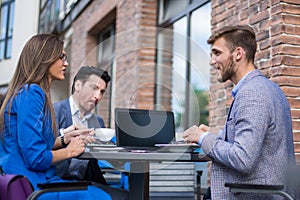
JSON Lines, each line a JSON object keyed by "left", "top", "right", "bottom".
{"left": 80, "top": 146, "right": 210, "bottom": 162}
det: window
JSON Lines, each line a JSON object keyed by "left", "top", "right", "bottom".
{"left": 97, "top": 24, "right": 115, "bottom": 67}
{"left": 97, "top": 24, "right": 115, "bottom": 126}
{"left": 156, "top": 0, "right": 211, "bottom": 190}
{"left": 38, "top": 0, "right": 60, "bottom": 33}
{"left": 156, "top": 0, "right": 211, "bottom": 132}
{"left": 0, "top": 0, "right": 14, "bottom": 60}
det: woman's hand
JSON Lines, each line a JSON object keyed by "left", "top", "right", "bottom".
{"left": 52, "top": 135, "right": 87, "bottom": 163}
{"left": 65, "top": 136, "right": 86, "bottom": 158}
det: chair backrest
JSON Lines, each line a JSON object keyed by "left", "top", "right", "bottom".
{"left": 0, "top": 167, "right": 33, "bottom": 200}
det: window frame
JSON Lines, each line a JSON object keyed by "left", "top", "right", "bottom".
{"left": 0, "top": 0, "right": 14, "bottom": 61}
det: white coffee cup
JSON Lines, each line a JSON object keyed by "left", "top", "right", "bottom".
{"left": 94, "top": 128, "right": 115, "bottom": 141}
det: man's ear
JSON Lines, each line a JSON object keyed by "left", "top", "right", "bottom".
{"left": 74, "top": 80, "right": 82, "bottom": 92}
{"left": 235, "top": 47, "right": 244, "bottom": 61}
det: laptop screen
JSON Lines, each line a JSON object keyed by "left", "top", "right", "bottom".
{"left": 115, "top": 108, "right": 175, "bottom": 147}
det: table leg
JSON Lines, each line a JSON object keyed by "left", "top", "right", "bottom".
{"left": 129, "top": 162, "right": 149, "bottom": 200}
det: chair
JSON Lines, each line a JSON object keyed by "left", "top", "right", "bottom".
{"left": 194, "top": 170, "right": 203, "bottom": 200}
{"left": 98, "top": 160, "right": 129, "bottom": 190}
{"left": 97, "top": 137, "right": 129, "bottom": 190}
{"left": 27, "top": 181, "right": 91, "bottom": 200}
{"left": 225, "top": 183, "right": 294, "bottom": 200}
{"left": 225, "top": 165, "right": 300, "bottom": 200}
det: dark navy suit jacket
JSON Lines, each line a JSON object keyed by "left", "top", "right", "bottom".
{"left": 53, "top": 98, "right": 105, "bottom": 178}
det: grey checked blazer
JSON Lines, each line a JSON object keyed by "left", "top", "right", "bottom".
{"left": 202, "top": 70, "right": 295, "bottom": 199}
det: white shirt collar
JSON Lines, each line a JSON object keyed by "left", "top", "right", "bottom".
{"left": 69, "top": 96, "right": 93, "bottom": 122}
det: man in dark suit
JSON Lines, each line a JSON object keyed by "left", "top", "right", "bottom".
{"left": 54, "top": 66, "right": 128, "bottom": 200}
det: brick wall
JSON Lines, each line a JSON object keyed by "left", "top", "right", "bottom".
{"left": 209, "top": 0, "right": 300, "bottom": 162}
{"left": 69, "top": 0, "right": 157, "bottom": 126}
{"left": 70, "top": 0, "right": 117, "bottom": 126}
{"left": 115, "top": 0, "right": 157, "bottom": 109}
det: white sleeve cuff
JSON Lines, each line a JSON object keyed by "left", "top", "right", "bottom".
{"left": 197, "top": 132, "right": 209, "bottom": 146}
{"left": 59, "top": 128, "right": 65, "bottom": 136}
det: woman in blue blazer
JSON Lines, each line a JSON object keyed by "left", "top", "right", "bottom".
{"left": 0, "top": 34, "right": 111, "bottom": 200}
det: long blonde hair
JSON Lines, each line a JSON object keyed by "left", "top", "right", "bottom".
{"left": 0, "top": 34, "right": 64, "bottom": 139}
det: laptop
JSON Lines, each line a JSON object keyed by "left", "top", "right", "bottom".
{"left": 114, "top": 108, "right": 175, "bottom": 151}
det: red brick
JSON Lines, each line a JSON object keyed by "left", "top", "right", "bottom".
{"left": 271, "top": 76, "right": 300, "bottom": 87}
{"left": 291, "top": 109, "right": 300, "bottom": 119}
{"left": 272, "top": 45, "right": 300, "bottom": 56}
{"left": 293, "top": 131, "right": 300, "bottom": 142}
{"left": 255, "top": 49, "right": 271, "bottom": 61}
{"left": 282, "top": 0, "right": 300, "bottom": 4}
{"left": 288, "top": 98, "right": 300, "bottom": 109}
{"left": 294, "top": 142, "right": 300, "bottom": 152}
{"left": 281, "top": 86, "right": 300, "bottom": 97}
{"left": 256, "top": 30, "right": 270, "bottom": 42}
{"left": 272, "top": 55, "right": 300, "bottom": 67}
{"left": 270, "top": 66, "right": 300, "bottom": 77}
{"left": 258, "top": 38, "right": 271, "bottom": 50}
{"left": 250, "top": 10, "right": 269, "bottom": 24}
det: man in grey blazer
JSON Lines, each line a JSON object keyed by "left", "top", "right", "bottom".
{"left": 183, "top": 25, "right": 295, "bottom": 199}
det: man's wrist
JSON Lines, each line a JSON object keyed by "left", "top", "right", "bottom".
{"left": 198, "top": 132, "right": 209, "bottom": 146}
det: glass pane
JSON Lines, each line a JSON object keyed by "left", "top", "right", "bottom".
{"left": 40, "top": 0, "right": 48, "bottom": 8}
{"left": 0, "top": 6, "right": 8, "bottom": 39}
{"left": 171, "top": 17, "right": 187, "bottom": 132}
{"left": 189, "top": 2, "right": 211, "bottom": 126}
{"left": 159, "top": 0, "right": 188, "bottom": 23}
{"left": 8, "top": 2, "right": 14, "bottom": 37}
{"left": 97, "top": 26, "right": 115, "bottom": 66}
{"left": 156, "top": 17, "right": 187, "bottom": 132}
{"left": 156, "top": 28, "right": 173, "bottom": 111}
{"left": 6, "top": 38, "right": 12, "bottom": 58}
{"left": 0, "top": 41, "right": 4, "bottom": 60}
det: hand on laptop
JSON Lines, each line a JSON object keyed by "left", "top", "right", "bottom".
{"left": 183, "top": 124, "right": 208, "bottom": 144}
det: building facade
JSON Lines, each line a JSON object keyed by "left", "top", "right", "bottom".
{"left": 38, "top": 0, "right": 300, "bottom": 163}
{"left": 1, "top": 0, "right": 299, "bottom": 196}
{"left": 39, "top": 0, "right": 212, "bottom": 195}
{"left": 37, "top": 0, "right": 300, "bottom": 195}
{"left": 0, "top": 0, "right": 39, "bottom": 92}
{"left": 39, "top": 0, "right": 211, "bottom": 135}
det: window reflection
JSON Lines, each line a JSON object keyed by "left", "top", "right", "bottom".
{"left": 171, "top": 18, "right": 187, "bottom": 132}
{"left": 160, "top": 0, "right": 188, "bottom": 23}
{"left": 156, "top": 1, "right": 211, "bottom": 131}
{"left": 189, "top": 3, "right": 211, "bottom": 126}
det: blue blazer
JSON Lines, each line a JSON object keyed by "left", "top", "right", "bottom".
{"left": 201, "top": 70, "right": 296, "bottom": 199}
{"left": 53, "top": 98, "right": 105, "bottom": 178}
{"left": 0, "top": 84, "right": 111, "bottom": 199}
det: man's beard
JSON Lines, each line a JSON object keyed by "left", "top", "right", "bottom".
{"left": 218, "top": 58, "right": 236, "bottom": 83}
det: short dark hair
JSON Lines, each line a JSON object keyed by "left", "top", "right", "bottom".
{"left": 71, "top": 66, "right": 111, "bottom": 94}
{"left": 207, "top": 25, "right": 257, "bottom": 63}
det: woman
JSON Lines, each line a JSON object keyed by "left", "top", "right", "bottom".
{"left": 0, "top": 34, "right": 111, "bottom": 199}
